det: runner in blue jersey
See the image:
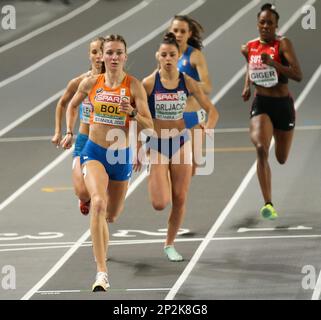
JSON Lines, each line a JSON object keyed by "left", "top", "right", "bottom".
{"left": 143, "top": 33, "right": 219, "bottom": 262}
{"left": 52, "top": 37, "right": 104, "bottom": 215}
{"left": 169, "top": 15, "right": 213, "bottom": 175}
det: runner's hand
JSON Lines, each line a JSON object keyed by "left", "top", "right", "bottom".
{"left": 60, "top": 133, "right": 73, "bottom": 149}
{"left": 261, "top": 53, "right": 274, "bottom": 66}
{"left": 51, "top": 132, "right": 62, "bottom": 147}
{"left": 242, "top": 86, "right": 251, "bottom": 101}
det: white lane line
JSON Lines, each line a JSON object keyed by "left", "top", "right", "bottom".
{"left": 0, "top": 0, "right": 100, "bottom": 54}
{"left": 166, "top": 63, "right": 321, "bottom": 300}
{"left": 203, "top": 0, "right": 261, "bottom": 46}
{"left": 3, "top": 233, "right": 321, "bottom": 253}
{"left": 17, "top": 0, "right": 312, "bottom": 300}
{"left": 211, "top": 0, "right": 317, "bottom": 105}
{"left": 237, "top": 226, "right": 313, "bottom": 233}
{"left": 0, "top": 0, "right": 205, "bottom": 90}
{"left": 20, "top": 167, "right": 154, "bottom": 300}
{"left": 37, "top": 288, "right": 170, "bottom": 295}
{"left": 212, "top": 67, "right": 246, "bottom": 104}
{"left": 165, "top": 1, "right": 320, "bottom": 300}
{"left": 214, "top": 126, "right": 321, "bottom": 133}
{"left": 1, "top": 124, "right": 319, "bottom": 142}
{"left": 3, "top": 0, "right": 208, "bottom": 299}
{"left": 204, "top": 0, "right": 262, "bottom": 106}
{"left": 0, "top": 136, "right": 52, "bottom": 142}
{"left": 128, "top": 0, "right": 206, "bottom": 53}
{"left": 0, "top": 0, "right": 206, "bottom": 137}
{"left": 214, "top": 235, "right": 321, "bottom": 241}
{"left": 0, "top": 0, "right": 150, "bottom": 89}
{"left": 312, "top": 274, "right": 321, "bottom": 300}
{"left": 0, "top": 149, "right": 72, "bottom": 212}
{"left": 129, "top": 0, "right": 255, "bottom": 53}
{"left": 0, "top": 89, "right": 64, "bottom": 138}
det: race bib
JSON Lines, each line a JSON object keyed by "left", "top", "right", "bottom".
{"left": 93, "top": 92, "right": 128, "bottom": 126}
{"left": 249, "top": 63, "right": 278, "bottom": 88}
{"left": 154, "top": 91, "right": 187, "bottom": 121}
{"left": 79, "top": 97, "right": 92, "bottom": 124}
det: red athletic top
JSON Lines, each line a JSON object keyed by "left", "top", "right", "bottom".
{"left": 247, "top": 36, "right": 288, "bottom": 88}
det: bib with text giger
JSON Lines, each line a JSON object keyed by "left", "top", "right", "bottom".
{"left": 247, "top": 37, "right": 283, "bottom": 88}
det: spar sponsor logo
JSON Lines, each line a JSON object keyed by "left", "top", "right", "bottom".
{"left": 155, "top": 91, "right": 187, "bottom": 120}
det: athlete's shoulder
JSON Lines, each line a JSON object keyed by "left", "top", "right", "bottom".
{"left": 68, "top": 73, "right": 84, "bottom": 87}
{"left": 79, "top": 74, "right": 100, "bottom": 93}
{"left": 126, "top": 73, "right": 141, "bottom": 87}
{"left": 278, "top": 35, "right": 291, "bottom": 46}
{"left": 142, "top": 71, "right": 157, "bottom": 94}
{"left": 182, "top": 72, "right": 197, "bottom": 87}
{"left": 143, "top": 70, "right": 157, "bottom": 84}
{"left": 246, "top": 37, "right": 260, "bottom": 46}
{"left": 190, "top": 46, "right": 204, "bottom": 60}
{"left": 276, "top": 34, "right": 287, "bottom": 41}
{"left": 86, "top": 73, "right": 101, "bottom": 85}
{"left": 278, "top": 36, "right": 294, "bottom": 53}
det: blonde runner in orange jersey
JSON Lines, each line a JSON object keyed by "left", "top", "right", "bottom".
{"left": 89, "top": 73, "right": 133, "bottom": 128}
{"left": 61, "top": 35, "right": 153, "bottom": 292}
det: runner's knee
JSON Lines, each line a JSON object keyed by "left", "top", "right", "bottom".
{"left": 255, "top": 143, "right": 269, "bottom": 160}
{"left": 275, "top": 152, "right": 287, "bottom": 165}
{"left": 152, "top": 198, "right": 169, "bottom": 211}
{"left": 91, "top": 194, "right": 107, "bottom": 216}
{"left": 172, "top": 191, "right": 186, "bottom": 208}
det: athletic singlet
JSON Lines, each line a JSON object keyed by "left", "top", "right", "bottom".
{"left": 79, "top": 96, "right": 92, "bottom": 124}
{"left": 148, "top": 71, "right": 189, "bottom": 121}
{"left": 177, "top": 46, "right": 200, "bottom": 81}
{"left": 88, "top": 74, "right": 132, "bottom": 127}
{"left": 247, "top": 36, "right": 289, "bottom": 88}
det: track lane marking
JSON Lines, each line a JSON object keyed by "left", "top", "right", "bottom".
{"left": 165, "top": 1, "right": 319, "bottom": 300}
{"left": 0, "top": 0, "right": 100, "bottom": 54}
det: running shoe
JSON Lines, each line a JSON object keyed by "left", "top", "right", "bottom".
{"left": 164, "top": 245, "right": 184, "bottom": 262}
{"left": 79, "top": 200, "right": 91, "bottom": 215}
{"left": 92, "top": 272, "right": 110, "bottom": 292}
{"left": 260, "top": 204, "right": 278, "bottom": 220}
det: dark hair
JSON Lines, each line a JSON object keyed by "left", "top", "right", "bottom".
{"left": 171, "top": 15, "right": 204, "bottom": 50}
{"left": 103, "top": 34, "right": 127, "bottom": 52}
{"left": 161, "top": 32, "right": 179, "bottom": 50}
{"left": 257, "top": 3, "right": 280, "bottom": 22}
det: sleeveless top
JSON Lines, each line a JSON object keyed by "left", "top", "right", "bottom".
{"left": 88, "top": 74, "right": 132, "bottom": 127}
{"left": 177, "top": 46, "right": 200, "bottom": 81}
{"left": 247, "top": 36, "right": 289, "bottom": 88}
{"left": 148, "top": 71, "right": 189, "bottom": 121}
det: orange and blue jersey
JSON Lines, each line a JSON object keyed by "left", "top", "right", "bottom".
{"left": 88, "top": 73, "right": 133, "bottom": 127}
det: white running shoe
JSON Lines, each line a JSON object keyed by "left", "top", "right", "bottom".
{"left": 92, "top": 272, "right": 110, "bottom": 292}
{"left": 164, "top": 245, "right": 184, "bottom": 262}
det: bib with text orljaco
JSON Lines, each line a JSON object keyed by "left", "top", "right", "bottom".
{"left": 154, "top": 90, "right": 187, "bottom": 120}
{"left": 247, "top": 37, "right": 283, "bottom": 88}
{"left": 148, "top": 71, "right": 189, "bottom": 121}
{"left": 89, "top": 74, "right": 132, "bottom": 127}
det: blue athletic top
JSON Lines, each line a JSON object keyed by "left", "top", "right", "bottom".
{"left": 177, "top": 46, "right": 200, "bottom": 81}
{"left": 148, "top": 71, "right": 189, "bottom": 120}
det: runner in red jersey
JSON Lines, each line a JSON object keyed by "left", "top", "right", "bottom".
{"left": 241, "top": 3, "right": 302, "bottom": 220}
